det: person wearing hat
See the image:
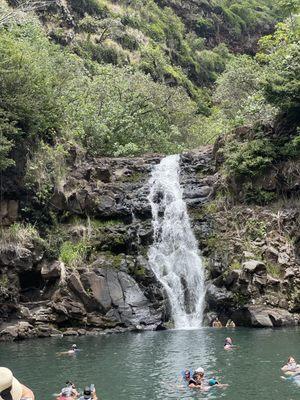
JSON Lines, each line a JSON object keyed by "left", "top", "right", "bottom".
{"left": 194, "top": 367, "right": 205, "bottom": 383}
{"left": 0, "top": 367, "right": 34, "bottom": 400}
{"left": 78, "top": 386, "right": 98, "bottom": 400}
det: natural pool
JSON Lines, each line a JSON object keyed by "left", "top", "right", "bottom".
{"left": 0, "top": 327, "right": 299, "bottom": 400}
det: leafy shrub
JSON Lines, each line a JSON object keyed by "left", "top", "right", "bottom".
{"left": 25, "top": 141, "right": 68, "bottom": 203}
{"left": 243, "top": 185, "right": 277, "bottom": 205}
{"left": 222, "top": 138, "right": 276, "bottom": 177}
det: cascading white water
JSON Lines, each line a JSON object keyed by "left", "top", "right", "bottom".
{"left": 147, "top": 155, "right": 206, "bottom": 329}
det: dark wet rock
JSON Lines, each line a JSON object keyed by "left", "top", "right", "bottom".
{"left": 232, "top": 306, "right": 299, "bottom": 328}
{"left": 205, "top": 283, "right": 233, "bottom": 309}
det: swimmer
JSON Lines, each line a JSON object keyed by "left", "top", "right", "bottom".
{"left": 212, "top": 317, "right": 223, "bottom": 328}
{"left": 194, "top": 368, "right": 205, "bottom": 383}
{"left": 57, "top": 381, "right": 78, "bottom": 399}
{"left": 78, "top": 386, "right": 98, "bottom": 400}
{"left": 57, "top": 344, "right": 80, "bottom": 356}
{"left": 281, "top": 371, "right": 300, "bottom": 385}
{"left": 0, "top": 367, "right": 35, "bottom": 400}
{"left": 224, "top": 337, "right": 233, "bottom": 350}
{"left": 56, "top": 388, "right": 74, "bottom": 400}
{"left": 178, "top": 369, "right": 193, "bottom": 386}
{"left": 68, "top": 344, "right": 79, "bottom": 355}
{"left": 188, "top": 372, "right": 209, "bottom": 391}
{"left": 226, "top": 319, "right": 236, "bottom": 328}
{"left": 208, "top": 377, "right": 229, "bottom": 388}
{"left": 281, "top": 356, "right": 300, "bottom": 373}
{"left": 224, "top": 337, "right": 239, "bottom": 350}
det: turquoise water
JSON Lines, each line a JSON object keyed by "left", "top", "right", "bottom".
{"left": 0, "top": 328, "right": 299, "bottom": 399}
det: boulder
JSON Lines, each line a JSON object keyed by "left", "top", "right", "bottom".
{"left": 0, "top": 245, "right": 33, "bottom": 269}
{"left": 41, "top": 261, "right": 62, "bottom": 280}
{"left": 106, "top": 270, "right": 124, "bottom": 307}
{"left": 119, "top": 271, "right": 148, "bottom": 308}
{"left": 242, "top": 260, "right": 267, "bottom": 276}
{"left": 232, "top": 306, "right": 298, "bottom": 328}
{"left": 81, "top": 271, "right": 112, "bottom": 312}
{"left": 0, "top": 325, "right": 19, "bottom": 341}
{"left": 205, "top": 283, "right": 233, "bottom": 309}
{"left": 225, "top": 270, "right": 241, "bottom": 288}
{"left": 52, "top": 298, "right": 86, "bottom": 322}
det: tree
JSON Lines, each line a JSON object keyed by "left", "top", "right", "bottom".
{"left": 258, "top": 21, "right": 300, "bottom": 116}
{"left": 81, "top": 66, "right": 199, "bottom": 156}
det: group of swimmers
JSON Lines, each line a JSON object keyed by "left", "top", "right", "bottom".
{"left": 178, "top": 336, "right": 236, "bottom": 392}
{"left": 179, "top": 367, "right": 228, "bottom": 391}
{"left": 1, "top": 339, "right": 299, "bottom": 399}
{"left": 56, "top": 381, "right": 97, "bottom": 400}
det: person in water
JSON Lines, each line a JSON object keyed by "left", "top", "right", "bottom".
{"left": 212, "top": 317, "right": 223, "bottom": 328}
{"left": 188, "top": 372, "right": 203, "bottom": 389}
{"left": 226, "top": 319, "right": 236, "bottom": 328}
{"left": 78, "top": 386, "right": 98, "bottom": 400}
{"left": 224, "top": 337, "right": 234, "bottom": 350}
{"left": 208, "top": 376, "right": 229, "bottom": 388}
{"left": 57, "top": 382, "right": 78, "bottom": 399}
{"left": 68, "top": 344, "right": 79, "bottom": 355}
{"left": 194, "top": 368, "right": 205, "bottom": 383}
{"left": 57, "top": 388, "right": 73, "bottom": 400}
{"left": 179, "top": 369, "right": 192, "bottom": 386}
{"left": 0, "top": 367, "right": 35, "bottom": 400}
{"left": 281, "top": 356, "right": 300, "bottom": 373}
{"left": 188, "top": 372, "right": 210, "bottom": 391}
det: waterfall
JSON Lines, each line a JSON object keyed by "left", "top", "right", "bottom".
{"left": 147, "top": 155, "right": 205, "bottom": 329}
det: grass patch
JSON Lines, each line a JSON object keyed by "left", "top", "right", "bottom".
{"left": 59, "top": 239, "right": 91, "bottom": 268}
{"left": 266, "top": 262, "right": 282, "bottom": 278}
{"left": 0, "top": 223, "right": 40, "bottom": 248}
{"left": 229, "top": 260, "right": 242, "bottom": 270}
{"left": 90, "top": 218, "right": 123, "bottom": 229}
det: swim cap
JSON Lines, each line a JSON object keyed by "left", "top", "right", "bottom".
{"left": 209, "top": 378, "right": 218, "bottom": 386}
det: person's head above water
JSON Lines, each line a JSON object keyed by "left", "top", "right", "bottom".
{"left": 71, "top": 344, "right": 77, "bottom": 349}
{"left": 184, "top": 370, "right": 191, "bottom": 379}
{"left": 83, "top": 387, "right": 92, "bottom": 399}
{"left": 287, "top": 356, "right": 296, "bottom": 364}
{"left": 195, "top": 367, "right": 204, "bottom": 376}
{"left": 61, "top": 388, "right": 71, "bottom": 398}
{"left": 224, "top": 337, "right": 232, "bottom": 345}
{"left": 0, "top": 367, "right": 23, "bottom": 400}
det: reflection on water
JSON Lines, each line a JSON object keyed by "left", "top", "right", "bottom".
{"left": 0, "top": 328, "right": 299, "bottom": 400}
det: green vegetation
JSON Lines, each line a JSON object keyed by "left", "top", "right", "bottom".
{"left": 59, "top": 239, "right": 91, "bottom": 268}
{"left": 215, "top": 16, "right": 300, "bottom": 184}
{"left": 0, "top": 0, "right": 298, "bottom": 208}
{"left": 266, "top": 262, "right": 282, "bottom": 277}
{"left": 0, "top": 223, "right": 40, "bottom": 247}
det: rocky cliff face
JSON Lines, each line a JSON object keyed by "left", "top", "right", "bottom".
{"left": 183, "top": 146, "right": 300, "bottom": 328}
{"left": 0, "top": 146, "right": 299, "bottom": 341}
